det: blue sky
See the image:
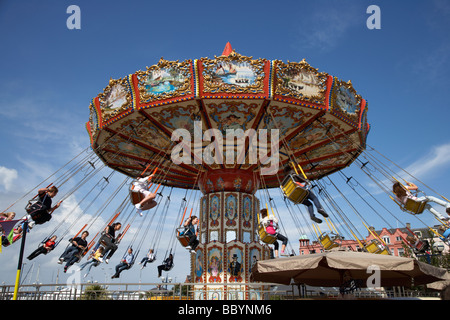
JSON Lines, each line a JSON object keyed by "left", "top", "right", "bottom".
{"left": 1, "top": 0, "right": 450, "bottom": 286}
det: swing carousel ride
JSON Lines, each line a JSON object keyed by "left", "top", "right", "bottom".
{"left": 3, "top": 43, "right": 450, "bottom": 300}
{"left": 86, "top": 42, "right": 372, "bottom": 299}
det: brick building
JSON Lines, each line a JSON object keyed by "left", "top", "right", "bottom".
{"left": 298, "top": 223, "right": 448, "bottom": 256}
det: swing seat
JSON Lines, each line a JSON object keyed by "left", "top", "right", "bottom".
{"left": 129, "top": 185, "right": 145, "bottom": 205}
{"left": 319, "top": 233, "right": 339, "bottom": 250}
{"left": 403, "top": 198, "right": 427, "bottom": 215}
{"left": 176, "top": 227, "right": 191, "bottom": 247}
{"left": 365, "top": 240, "right": 389, "bottom": 255}
{"left": 413, "top": 240, "right": 429, "bottom": 253}
{"left": 257, "top": 223, "right": 277, "bottom": 245}
{"left": 280, "top": 175, "right": 309, "bottom": 204}
{"left": 364, "top": 241, "right": 380, "bottom": 254}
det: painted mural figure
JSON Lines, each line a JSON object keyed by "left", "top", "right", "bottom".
{"left": 208, "top": 247, "right": 222, "bottom": 282}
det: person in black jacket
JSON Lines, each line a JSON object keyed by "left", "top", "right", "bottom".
{"left": 99, "top": 222, "right": 122, "bottom": 263}
{"left": 157, "top": 253, "right": 174, "bottom": 277}
{"left": 58, "top": 231, "right": 89, "bottom": 272}
{"left": 184, "top": 216, "right": 199, "bottom": 254}
{"left": 28, "top": 186, "right": 61, "bottom": 228}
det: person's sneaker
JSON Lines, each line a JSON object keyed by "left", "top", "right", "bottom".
{"left": 311, "top": 216, "right": 322, "bottom": 224}
{"left": 317, "top": 208, "right": 329, "bottom": 218}
{"left": 64, "top": 266, "right": 68, "bottom": 273}
{"left": 57, "top": 258, "right": 64, "bottom": 264}
{"left": 190, "top": 250, "right": 196, "bottom": 254}
{"left": 135, "top": 204, "right": 143, "bottom": 216}
{"left": 280, "top": 251, "right": 289, "bottom": 256}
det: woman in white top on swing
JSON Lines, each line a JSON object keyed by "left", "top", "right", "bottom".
{"left": 393, "top": 181, "right": 450, "bottom": 220}
{"left": 132, "top": 174, "right": 157, "bottom": 216}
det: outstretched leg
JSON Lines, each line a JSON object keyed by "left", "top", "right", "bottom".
{"left": 135, "top": 191, "right": 157, "bottom": 215}
{"left": 307, "top": 192, "right": 328, "bottom": 218}
{"left": 417, "top": 196, "right": 450, "bottom": 219}
{"left": 302, "top": 199, "right": 322, "bottom": 224}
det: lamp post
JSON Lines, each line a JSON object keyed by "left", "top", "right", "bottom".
{"left": 13, "top": 221, "right": 28, "bottom": 300}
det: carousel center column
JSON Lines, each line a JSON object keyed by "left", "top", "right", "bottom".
{"left": 191, "top": 169, "right": 270, "bottom": 300}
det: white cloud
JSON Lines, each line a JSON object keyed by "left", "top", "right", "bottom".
{"left": 292, "top": 2, "right": 361, "bottom": 53}
{"left": 0, "top": 166, "right": 18, "bottom": 191}
{"left": 403, "top": 143, "right": 450, "bottom": 179}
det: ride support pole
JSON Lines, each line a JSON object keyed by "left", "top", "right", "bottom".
{"left": 13, "top": 221, "right": 28, "bottom": 300}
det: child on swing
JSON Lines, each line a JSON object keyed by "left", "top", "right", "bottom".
{"left": 393, "top": 181, "right": 450, "bottom": 220}
{"left": 132, "top": 173, "right": 157, "bottom": 216}
{"left": 184, "top": 215, "right": 199, "bottom": 254}
{"left": 260, "top": 208, "right": 289, "bottom": 257}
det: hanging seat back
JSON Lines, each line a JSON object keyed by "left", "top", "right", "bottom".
{"left": 404, "top": 198, "right": 427, "bottom": 214}
{"left": 413, "top": 239, "right": 429, "bottom": 253}
{"left": 129, "top": 183, "right": 145, "bottom": 205}
{"left": 319, "top": 233, "right": 339, "bottom": 250}
{"left": 364, "top": 239, "right": 390, "bottom": 255}
{"left": 280, "top": 174, "right": 309, "bottom": 204}
{"left": 176, "top": 226, "right": 191, "bottom": 247}
{"left": 257, "top": 222, "right": 277, "bottom": 245}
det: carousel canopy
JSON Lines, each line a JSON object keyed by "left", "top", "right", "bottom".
{"left": 86, "top": 43, "right": 369, "bottom": 191}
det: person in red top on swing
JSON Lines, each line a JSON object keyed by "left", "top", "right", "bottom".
{"left": 284, "top": 163, "right": 329, "bottom": 224}
{"left": 27, "top": 235, "right": 57, "bottom": 260}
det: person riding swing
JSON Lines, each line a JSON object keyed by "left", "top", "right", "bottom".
{"left": 131, "top": 173, "right": 158, "bottom": 216}
{"left": 282, "top": 163, "right": 329, "bottom": 224}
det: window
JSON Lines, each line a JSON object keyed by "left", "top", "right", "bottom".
{"left": 210, "top": 231, "right": 219, "bottom": 241}
{"left": 382, "top": 236, "right": 391, "bottom": 244}
{"left": 226, "top": 230, "right": 236, "bottom": 242}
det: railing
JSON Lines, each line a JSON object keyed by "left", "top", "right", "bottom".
{"left": 0, "top": 282, "right": 440, "bottom": 300}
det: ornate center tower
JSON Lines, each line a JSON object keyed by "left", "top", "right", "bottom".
{"left": 193, "top": 169, "right": 269, "bottom": 300}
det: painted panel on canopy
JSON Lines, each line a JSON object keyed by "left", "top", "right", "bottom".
{"left": 203, "top": 100, "right": 262, "bottom": 135}
{"left": 330, "top": 78, "right": 362, "bottom": 127}
{"left": 97, "top": 77, "right": 134, "bottom": 124}
{"left": 202, "top": 99, "right": 264, "bottom": 170}
{"left": 106, "top": 113, "right": 172, "bottom": 150}
{"left": 145, "top": 102, "right": 203, "bottom": 137}
{"left": 262, "top": 102, "right": 320, "bottom": 140}
{"left": 274, "top": 59, "right": 328, "bottom": 105}
{"left": 297, "top": 132, "right": 361, "bottom": 173}
{"left": 88, "top": 101, "right": 100, "bottom": 140}
{"left": 135, "top": 58, "right": 194, "bottom": 106}
{"left": 286, "top": 115, "right": 346, "bottom": 152}
{"left": 200, "top": 52, "right": 267, "bottom": 95}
